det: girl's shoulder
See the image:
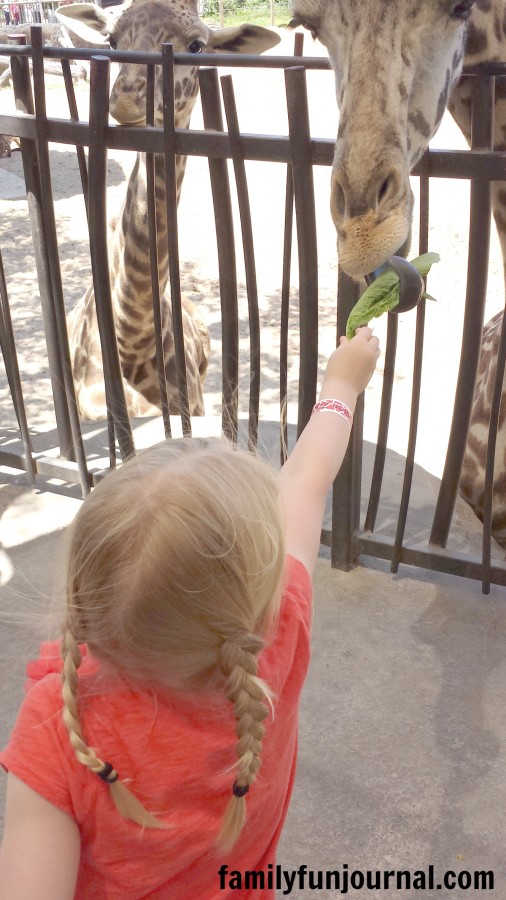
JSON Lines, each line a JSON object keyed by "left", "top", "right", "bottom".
{"left": 277, "top": 554, "right": 313, "bottom": 633}
{"left": 258, "top": 555, "right": 313, "bottom": 698}
{"left": 25, "top": 639, "right": 99, "bottom": 693}
{"left": 284, "top": 555, "right": 313, "bottom": 602}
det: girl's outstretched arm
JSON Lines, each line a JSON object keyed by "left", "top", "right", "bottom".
{"left": 0, "top": 773, "right": 80, "bottom": 900}
{"left": 278, "top": 327, "right": 380, "bottom": 575}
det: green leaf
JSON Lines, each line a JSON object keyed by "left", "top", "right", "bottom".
{"left": 409, "top": 252, "right": 440, "bottom": 278}
{"left": 345, "top": 253, "right": 440, "bottom": 340}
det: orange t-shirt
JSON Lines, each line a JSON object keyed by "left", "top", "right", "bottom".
{"left": 0, "top": 556, "right": 312, "bottom": 899}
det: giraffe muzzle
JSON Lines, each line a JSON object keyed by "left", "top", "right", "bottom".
{"left": 331, "top": 161, "right": 413, "bottom": 279}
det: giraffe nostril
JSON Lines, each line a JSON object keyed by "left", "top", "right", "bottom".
{"left": 378, "top": 177, "right": 391, "bottom": 204}
{"left": 333, "top": 181, "right": 346, "bottom": 219}
{"left": 377, "top": 171, "right": 400, "bottom": 210}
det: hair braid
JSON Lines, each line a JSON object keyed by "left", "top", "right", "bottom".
{"left": 61, "top": 629, "right": 166, "bottom": 830}
{"left": 217, "top": 632, "right": 270, "bottom": 851}
{"left": 61, "top": 630, "right": 105, "bottom": 774}
{"left": 57, "top": 440, "right": 285, "bottom": 838}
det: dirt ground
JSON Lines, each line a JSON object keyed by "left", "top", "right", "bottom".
{"left": 0, "top": 28, "right": 505, "bottom": 482}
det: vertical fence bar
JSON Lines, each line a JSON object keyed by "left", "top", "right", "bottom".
{"left": 0, "top": 247, "right": 36, "bottom": 480}
{"left": 61, "top": 58, "right": 89, "bottom": 218}
{"left": 363, "top": 314, "right": 398, "bottom": 531}
{"left": 430, "top": 74, "right": 494, "bottom": 547}
{"left": 331, "top": 271, "right": 362, "bottom": 569}
{"left": 280, "top": 31, "right": 305, "bottom": 465}
{"left": 280, "top": 168, "right": 294, "bottom": 465}
{"left": 10, "top": 34, "right": 76, "bottom": 464}
{"left": 390, "top": 155, "right": 430, "bottom": 572}
{"left": 146, "top": 60, "right": 172, "bottom": 438}
{"left": 220, "top": 74, "right": 260, "bottom": 452}
{"left": 284, "top": 65, "right": 319, "bottom": 437}
{"left": 29, "top": 27, "right": 91, "bottom": 491}
{"left": 88, "top": 54, "right": 135, "bottom": 463}
{"left": 198, "top": 65, "right": 239, "bottom": 442}
{"left": 162, "top": 43, "right": 191, "bottom": 436}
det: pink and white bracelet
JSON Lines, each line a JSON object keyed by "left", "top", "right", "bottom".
{"left": 311, "top": 398, "right": 353, "bottom": 429}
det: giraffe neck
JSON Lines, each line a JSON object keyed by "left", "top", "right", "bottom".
{"left": 464, "top": 1, "right": 506, "bottom": 65}
{"left": 450, "top": 0, "right": 506, "bottom": 285}
{"left": 108, "top": 150, "right": 185, "bottom": 356}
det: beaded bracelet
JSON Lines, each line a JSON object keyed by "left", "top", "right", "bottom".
{"left": 311, "top": 399, "right": 353, "bottom": 429}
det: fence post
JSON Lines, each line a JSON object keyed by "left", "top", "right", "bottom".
{"left": 284, "top": 65, "right": 319, "bottom": 437}
{"left": 430, "top": 74, "right": 494, "bottom": 548}
{"left": 199, "top": 66, "right": 239, "bottom": 442}
{"left": 331, "top": 271, "right": 362, "bottom": 570}
{"left": 87, "top": 55, "right": 135, "bottom": 464}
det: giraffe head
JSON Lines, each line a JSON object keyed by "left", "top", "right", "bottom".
{"left": 57, "top": 0, "right": 280, "bottom": 126}
{"left": 290, "top": 0, "right": 477, "bottom": 277}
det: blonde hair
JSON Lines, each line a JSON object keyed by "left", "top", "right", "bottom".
{"left": 60, "top": 437, "right": 285, "bottom": 849}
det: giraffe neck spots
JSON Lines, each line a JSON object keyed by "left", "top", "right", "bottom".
{"left": 109, "top": 153, "right": 185, "bottom": 332}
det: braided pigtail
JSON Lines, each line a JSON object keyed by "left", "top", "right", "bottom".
{"left": 217, "top": 632, "right": 270, "bottom": 851}
{"left": 61, "top": 629, "right": 166, "bottom": 830}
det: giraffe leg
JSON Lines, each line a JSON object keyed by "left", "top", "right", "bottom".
{"left": 449, "top": 81, "right": 506, "bottom": 550}
{"left": 459, "top": 311, "right": 506, "bottom": 551}
{"left": 76, "top": 378, "right": 162, "bottom": 421}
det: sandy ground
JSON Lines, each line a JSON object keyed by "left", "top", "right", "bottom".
{"left": 0, "top": 28, "right": 505, "bottom": 483}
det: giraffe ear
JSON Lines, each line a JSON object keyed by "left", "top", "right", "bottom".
{"left": 55, "top": 3, "right": 116, "bottom": 47}
{"left": 207, "top": 24, "right": 281, "bottom": 55}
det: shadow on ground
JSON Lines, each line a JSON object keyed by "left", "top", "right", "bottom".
{"left": 1, "top": 465, "right": 505, "bottom": 894}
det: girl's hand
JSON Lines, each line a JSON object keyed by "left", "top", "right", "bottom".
{"left": 279, "top": 326, "right": 381, "bottom": 575}
{"left": 325, "top": 326, "right": 380, "bottom": 398}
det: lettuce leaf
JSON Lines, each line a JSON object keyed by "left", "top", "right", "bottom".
{"left": 345, "top": 252, "right": 440, "bottom": 340}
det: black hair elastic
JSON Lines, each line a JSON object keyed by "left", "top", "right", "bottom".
{"left": 96, "top": 762, "right": 119, "bottom": 784}
{"left": 232, "top": 781, "right": 249, "bottom": 798}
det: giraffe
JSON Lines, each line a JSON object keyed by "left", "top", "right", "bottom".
{"left": 57, "top": 0, "right": 280, "bottom": 419}
{"left": 459, "top": 309, "right": 506, "bottom": 545}
{"left": 290, "top": 0, "right": 506, "bottom": 549}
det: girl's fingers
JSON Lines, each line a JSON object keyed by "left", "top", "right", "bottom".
{"left": 354, "top": 326, "right": 373, "bottom": 341}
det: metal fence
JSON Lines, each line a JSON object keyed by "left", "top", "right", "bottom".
{"left": 202, "top": 0, "right": 291, "bottom": 28}
{"left": 1, "top": 29, "right": 505, "bottom": 593}
{"left": 1, "top": 1, "right": 60, "bottom": 26}
{"left": 0, "top": 0, "right": 293, "bottom": 28}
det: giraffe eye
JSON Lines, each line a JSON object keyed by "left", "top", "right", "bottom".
{"left": 450, "top": 0, "right": 475, "bottom": 20}
{"left": 188, "top": 39, "right": 205, "bottom": 53}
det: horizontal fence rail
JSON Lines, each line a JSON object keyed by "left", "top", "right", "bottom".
{"left": 0, "top": 33, "right": 505, "bottom": 593}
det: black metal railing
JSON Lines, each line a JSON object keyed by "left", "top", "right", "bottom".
{"left": 1, "top": 30, "right": 505, "bottom": 592}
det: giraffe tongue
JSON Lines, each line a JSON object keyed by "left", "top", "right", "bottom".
{"left": 365, "top": 255, "right": 424, "bottom": 314}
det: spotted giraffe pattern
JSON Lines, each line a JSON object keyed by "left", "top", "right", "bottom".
{"left": 449, "top": 1, "right": 506, "bottom": 548}
{"left": 291, "top": 0, "right": 506, "bottom": 550}
{"left": 60, "top": 0, "right": 279, "bottom": 419}
{"left": 459, "top": 311, "right": 506, "bottom": 544}
{"left": 290, "top": 0, "right": 471, "bottom": 277}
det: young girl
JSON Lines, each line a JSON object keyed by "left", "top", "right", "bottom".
{"left": 0, "top": 327, "right": 379, "bottom": 900}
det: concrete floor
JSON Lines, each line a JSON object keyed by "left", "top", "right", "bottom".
{"left": 1, "top": 462, "right": 505, "bottom": 898}
{"left": 280, "top": 560, "right": 506, "bottom": 898}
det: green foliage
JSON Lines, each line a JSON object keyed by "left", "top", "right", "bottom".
{"left": 203, "top": 0, "right": 290, "bottom": 26}
{"left": 345, "top": 253, "right": 440, "bottom": 339}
